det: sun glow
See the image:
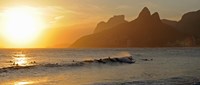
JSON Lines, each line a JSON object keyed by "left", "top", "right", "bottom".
{"left": 2, "top": 6, "right": 46, "bottom": 47}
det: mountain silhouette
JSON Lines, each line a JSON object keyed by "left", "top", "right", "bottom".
{"left": 162, "top": 10, "right": 200, "bottom": 46}
{"left": 94, "top": 15, "right": 128, "bottom": 33}
{"left": 137, "top": 7, "right": 151, "bottom": 21}
{"left": 70, "top": 7, "right": 186, "bottom": 48}
{"left": 178, "top": 10, "right": 200, "bottom": 36}
{"left": 162, "top": 19, "right": 178, "bottom": 28}
{"left": 163, "top": 10, "right": 200, "bottom": 37}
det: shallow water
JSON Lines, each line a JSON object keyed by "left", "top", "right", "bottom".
{"left": 0, "top": 48, "right": 200, "bottom": 85}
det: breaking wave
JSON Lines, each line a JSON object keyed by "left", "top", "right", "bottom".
{"left": 0, "top": 56, "right": 135, "bottom": 73}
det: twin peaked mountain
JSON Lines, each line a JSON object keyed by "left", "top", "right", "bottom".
{"left": 70, "top": 7, "right": 199, "bottom": 48}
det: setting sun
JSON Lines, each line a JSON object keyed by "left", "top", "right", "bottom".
{"left": 2, "top": 6, "right": 46, "bottom": 47}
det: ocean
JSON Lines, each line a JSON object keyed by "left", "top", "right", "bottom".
{"left": 0, "top": 48, "right": 200, "bottom": 85}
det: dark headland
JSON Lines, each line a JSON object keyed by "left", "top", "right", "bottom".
{"left": 70, "top": 7, "right": 200, "bottom": 48}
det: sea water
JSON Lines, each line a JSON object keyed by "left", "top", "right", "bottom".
{"left": 0, "top": 48, "right": 200, "bottom": 85}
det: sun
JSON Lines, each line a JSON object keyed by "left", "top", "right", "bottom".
{"left": 2, "top": 6, "right": 46, "bottom": 47}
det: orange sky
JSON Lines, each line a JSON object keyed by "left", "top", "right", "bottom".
{"left": 0, "top": 0, "right": 200, "bottom": 48}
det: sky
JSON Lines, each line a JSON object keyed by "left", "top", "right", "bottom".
{"left": 1, "top": 0, "right": 200, "bottom": 20}
{"left": 0, "top": 0, "right": 200, "bottom": 48}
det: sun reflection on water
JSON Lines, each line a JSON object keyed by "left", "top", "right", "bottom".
{"left": 14, "top": 81, "right": 33, "bottom": 85}
{"left": 13, "top": 57, "right": 28, "bottom": 66}
{"left": 11, "top": 52, "right": 36, "bottom": 66}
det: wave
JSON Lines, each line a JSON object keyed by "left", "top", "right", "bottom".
{"left": 0, "top": 56, "right": 135, "bottom": 73}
